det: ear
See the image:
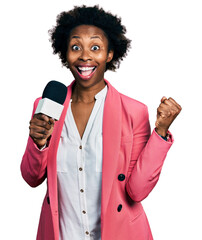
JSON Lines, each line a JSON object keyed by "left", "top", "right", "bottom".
{"left": 106, "top": 50, "right": 114, "bottom": 63}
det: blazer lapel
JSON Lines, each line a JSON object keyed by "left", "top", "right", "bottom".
{"left": 47, "top": 81, "right": 74, "bottom": 216}
{"left": 101, "top": 80, "right": 122, "bottom": 216}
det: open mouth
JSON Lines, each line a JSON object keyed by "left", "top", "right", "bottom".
{"left": 76, "top": 66, "right": 97, "bottom": 79}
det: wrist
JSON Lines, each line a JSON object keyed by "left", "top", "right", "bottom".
{"left": 155, "top": 127, "right": 168, "bottom": 137}
{"left": 39, "top": 143, "right": 47, "bottom": 151}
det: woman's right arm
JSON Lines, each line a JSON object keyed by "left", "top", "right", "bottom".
{"left": 20, "top": 98, "right": 55, "bottom": 187}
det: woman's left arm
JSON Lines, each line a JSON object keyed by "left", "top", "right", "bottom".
{"left": 126, "top": 97, "right": 181, "bottom": 202}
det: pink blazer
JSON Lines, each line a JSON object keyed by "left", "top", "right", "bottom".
{"left": 21, "top": 80, "right": 173, "bottom": 240}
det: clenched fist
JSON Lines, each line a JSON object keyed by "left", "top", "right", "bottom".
{"left": 29, "top": 113, "right": 55, "bottom": 149}
{"left": 155, "top": 97, "right": 182, "bottom": 137}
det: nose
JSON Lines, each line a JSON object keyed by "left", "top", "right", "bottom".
{"left": 79, "top": 48, "right": 92, "bottom": 62}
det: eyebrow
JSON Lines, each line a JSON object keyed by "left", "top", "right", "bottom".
{"left": 91, "top": 36, "right": 102, "bottom": 40}
{"left": 71, "top": 35, "right": 102, "bottom": 40}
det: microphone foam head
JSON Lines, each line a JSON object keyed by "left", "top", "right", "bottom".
{"left": 42, "top": 80, "right": 67, "bottom": 105}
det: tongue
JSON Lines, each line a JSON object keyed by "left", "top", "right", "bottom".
{"left": 81, "top": 70, "right": 93, "bottom": 76}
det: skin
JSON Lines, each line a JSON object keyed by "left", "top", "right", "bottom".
{"left": 66, "top": 25, "right": 114, "bottom": 138}
{"left": 29, "top": 114, "right": 55, "bottom": 148}
{"left": 155, "top": 96, "right": 182, "bottom": 137}
{"left": 29, "top": 24, "right": 181, "bottom": 148}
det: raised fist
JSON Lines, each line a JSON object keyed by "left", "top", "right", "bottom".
{"left": 155, "top": 97, "right": 182, "bottom": 137}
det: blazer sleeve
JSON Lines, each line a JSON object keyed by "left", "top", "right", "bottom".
{"left": 20, "top": 98, "right": 49, "bottom": 187}
{"left": 126, "top": 105, "right": 173, "bottom": 202}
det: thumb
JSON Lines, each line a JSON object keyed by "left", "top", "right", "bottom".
{"left": 161, "top": 96, "right": 167, "bottom": 103}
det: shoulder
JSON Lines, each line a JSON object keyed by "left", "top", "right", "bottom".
{"left": 120, "top": 92, "right": 147, "bottom": 112}
{"left": 106, "top": 80, "right": 149, "bottom": 119}
{"left": 119, "top": 93, "right": 149, "bottom": 125}
{"left": 106, "top": 80, "right": 147, "bottom": 110}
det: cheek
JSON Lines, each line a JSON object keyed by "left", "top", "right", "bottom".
{"left": 95, "top": 52, "right": 109, "bottom": 64}
{"left": 66, "top": 50, "right": 77, "bottom": 64}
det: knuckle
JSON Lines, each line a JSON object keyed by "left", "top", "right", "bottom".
{"left": 42, "top": 129, "right": 47, "bottom": 135}
{"left": 170, "top": 109, "right": 176, "bottom": 115}
{"left": 29, "top": 126, "right": 35, "bottom": 133}
{"left": 163, "top": 99, "right": 168, "bottom": 104}
{"left": 29, "top": 119, "right": 35, "bottom": 125}
{"left": 29, "top": 131, "right": 35, "bottom": 138}
{"left": 167, "top": 111, "right": 172, "bottom": 117}
{"left": 41, "top": 114, "right": 49, "bottom": 122}
{"left": 34, "top": 113, "right": 40, "bottom": 119}
{"left": 46, "top": 123, "right": 51, "bottom": 129}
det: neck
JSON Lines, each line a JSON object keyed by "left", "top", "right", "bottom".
{"left": 72, "top": 80, "right": 106, "bottom": 103}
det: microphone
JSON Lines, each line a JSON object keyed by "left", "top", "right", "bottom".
{"left": 35, "top": 80, "right": 67, "bottom": 120}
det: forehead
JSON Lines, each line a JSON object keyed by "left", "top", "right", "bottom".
{"left": 69, "top": 25, "right": 107, "bottom": 40}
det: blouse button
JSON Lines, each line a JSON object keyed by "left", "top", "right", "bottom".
{"left": 85, "top": 231, "right": 89, "bottom": 235}
{"left": 79, "top": 167, "right": 83, "bottom": 171}
{"left": 79, "top": 145, "right": 82, "bottom": 149}
{"left": 80, "top": 189, "right": 84, "bottom": 193}
{"left": 82, "top": 210, "right": 86, "bottom": 214}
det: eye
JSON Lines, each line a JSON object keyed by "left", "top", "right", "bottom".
{"left": 91, "top": 45, "right": 100, "bottom": 51}
{"left": 72, "top": 45, "right": 81, "bottom": 51}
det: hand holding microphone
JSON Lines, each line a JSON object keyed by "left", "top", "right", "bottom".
{"left": 29, "top": 80, "right": 67, "bottom": 149}
{"left": 29, "top": 114, "right": 55, "bottom": 149}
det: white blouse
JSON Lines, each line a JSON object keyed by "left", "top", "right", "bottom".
{"left": 57, "top": 85, "right": 108, "bottom": 240}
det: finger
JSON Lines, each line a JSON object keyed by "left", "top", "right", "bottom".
{"left": 160, "top": 97, "right": 182, "bottom": 111}
{"left": 29, "top": 125, "right": 50, "bottom": 138}
{"left": 161, "top": 96, "right": 167, "bottom": 103}
{"left": 158, "top": 102, "right": 179, "bottom": 117}
{"left": 31, "top": 134, "right": 47, "bottom": 141}
{"left": 35, "top": 113, "right": 50, "bottom": 123}
{"left": 30, "top": 121, "right": 52, "bottom": 131}
{"left": 30, "top": 117, "right": 52, "bottom": 130}
{"left": 163, "top": 99, "right": 181, "bottom": 116}
{"left": 159, "top": 99, "right": 179, "bottom": 116}
{"left": 162, "top": 99, "right": 173, "bottom": 107}
{"left": 157, "top": 106, "right": 169, "bottom": 118}
{"left": 167, "top": 97, "right": 182, "bottom": 110}
{"left": 160, "top": 97, "right": 176, "bottom": 109}
{"left": 29, "top": 130, "right": 47, "bottom": 140}
{"left": 35, "top": 114, "right": 55, "bottom": 128}
{"left": 30, "top": 131, "right": 49, "bottom": 142}
{"left": 48, "top": 118, "right": 55, "bottom": 125}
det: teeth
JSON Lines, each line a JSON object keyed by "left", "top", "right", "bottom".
{"left": 78, "top": 67, "right": 95, "bottom": 71}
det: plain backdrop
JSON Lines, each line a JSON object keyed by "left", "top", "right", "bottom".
{"left": 1, "top": 0, "right": 202, "bottom": 239}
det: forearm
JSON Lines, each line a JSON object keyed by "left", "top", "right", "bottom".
{"left": 126, "top": 129, "right": 173, "bottom": 202}
{"left": 21, "top": 136, "right": 48, "bottom": 187}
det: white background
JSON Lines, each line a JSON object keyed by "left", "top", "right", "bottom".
{"left": 0, "top": 0, "right": 202, "bottom": 239}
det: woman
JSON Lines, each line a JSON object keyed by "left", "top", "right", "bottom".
{"left": 21, "top": 5, "right": 181, "bottom": 240}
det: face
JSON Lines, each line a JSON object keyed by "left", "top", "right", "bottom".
{"left": 66, "top": 25, "right": 113, "bottom": 89}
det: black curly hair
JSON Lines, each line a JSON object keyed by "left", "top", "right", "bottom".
{"left": 49, "top": 5, "right": 131, "bottom": 71}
